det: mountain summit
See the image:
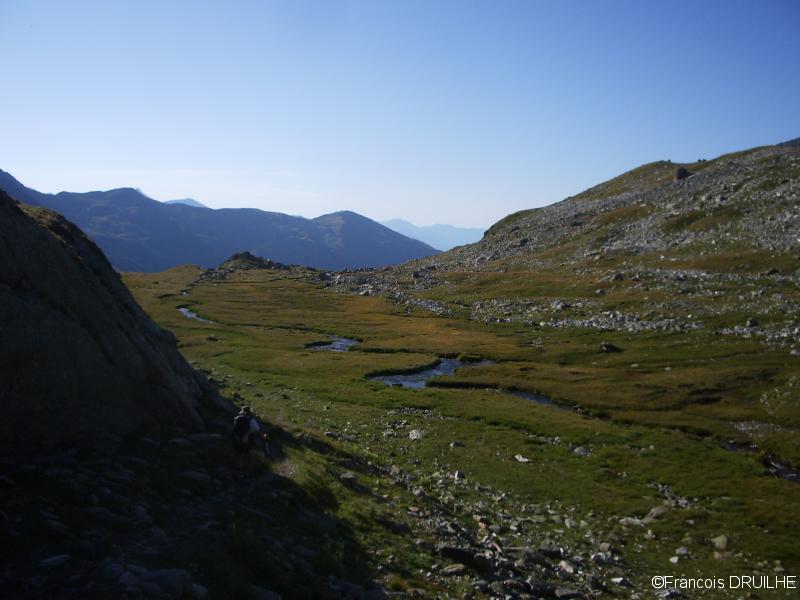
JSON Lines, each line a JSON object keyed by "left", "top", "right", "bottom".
{"left": 0, "top": 171, "right": 439, "bottom": 272}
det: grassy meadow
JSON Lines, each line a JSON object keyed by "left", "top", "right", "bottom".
{"left": 125, "top": 264, "right": 800, "bottom": 597}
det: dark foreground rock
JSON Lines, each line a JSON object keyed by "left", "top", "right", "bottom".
{"left": 0, "top": 189, "right": 226, "bottom": 454}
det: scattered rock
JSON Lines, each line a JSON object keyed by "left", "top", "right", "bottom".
{"left": 39, "top": 554, "right": 71, "bottom": 569}
{"left": 441, "top": 563, "right": 467, "bottom": 576}
{"left": 599, "top": 341, "right": 622, "bottom": 353}
{"left": 558, "top": 559, "right": 576, "bottom": 574}
{"left": 644, "top": 505, "right": 670, "bottom": 522}
{"left": 711, "top": 534, "right": 728, "bottom": 550}
{"left": 137, "top": 568, "right": 194, "bottom": 597}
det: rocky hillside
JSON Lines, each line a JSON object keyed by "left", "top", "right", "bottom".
{"left": 331, "top": 142, "right": 800, "bottom": 350}
{"left": 430, "top": 143, "right": 799, "bottom": 270}
{"left": 0, "top": 171, "right": 440, "bottom": 272}
{"left": 0, "top": 189, "right": 224, "bottom": 454}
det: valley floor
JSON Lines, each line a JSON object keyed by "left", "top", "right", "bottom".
{"left": 114, "top": 263, "right": 800, "bottom": 598}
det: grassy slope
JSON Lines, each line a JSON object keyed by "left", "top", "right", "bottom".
{"left": 126, "top": 264, "right": 800, "bottom": 596}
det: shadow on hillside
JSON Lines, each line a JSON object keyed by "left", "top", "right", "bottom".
{"left": 0, "top": 420, "right": 382, "bottom": 600}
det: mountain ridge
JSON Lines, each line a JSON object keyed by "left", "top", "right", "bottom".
{"left": 381, "top": 218, "right": 485, "bottom": 251}
{"left": 0, "top": 171, "right": 440, "bottom": 272}
{"left": 163, "top": 197, "right": 208, "bottom": 208}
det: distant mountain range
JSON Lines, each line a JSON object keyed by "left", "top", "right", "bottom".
{"left": 163, "top": 198, "right": 208, "bottom": 208}
{"left": 381, "top": 218, "right": 485, "bottom": 251}
{"left": 0, "top": 170, "right": 439, "bottom": 272}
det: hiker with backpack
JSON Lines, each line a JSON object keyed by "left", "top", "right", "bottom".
{"left": 231, "top": 406, "right": 268, "bottom": 473}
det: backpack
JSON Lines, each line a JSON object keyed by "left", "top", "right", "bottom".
{"left": 231, "top": 414, "right": 252, "bottom": 443}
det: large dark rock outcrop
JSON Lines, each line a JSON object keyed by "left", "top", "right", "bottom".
{"left": 0, "top": 189, "right": 222, "bottom": 454}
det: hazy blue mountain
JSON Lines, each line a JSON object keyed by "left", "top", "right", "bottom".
{"left": 0, "top": 170, "right": 439, "bottom": 272}
{"left": 163, "top": 198, "right": 208, "bottom": 208}
{"left": 381, "top": 218, "right": 485, "bottom": 251}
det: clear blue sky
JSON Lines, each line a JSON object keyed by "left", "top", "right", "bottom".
{"left": 1, "top": 1, "right": 798, "bottom": 227}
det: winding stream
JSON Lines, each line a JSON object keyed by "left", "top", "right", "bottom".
{"left": 370, "top": 357, "right": 799, "bottom": 483}
{"left": 370, "top": 359, "right": 555, "bottom": 409}
{"left": 370, "top": 358, "right": 489, "bottom": 389}
{"left": 310, "top": 337, "right": 358, "bottom": 352}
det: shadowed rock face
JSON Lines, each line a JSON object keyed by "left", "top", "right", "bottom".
{"left": 0, "top": 189, "right": 222, "bottom": 455}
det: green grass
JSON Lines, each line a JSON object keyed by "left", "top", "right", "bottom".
{"left": 123, "top": 263, "right": 800, "bottom": 595}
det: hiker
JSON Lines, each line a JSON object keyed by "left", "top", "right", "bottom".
{"left": 231, "top": 406, "right": 268, "bottom": 472}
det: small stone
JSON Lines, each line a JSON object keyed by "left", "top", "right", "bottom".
{"left": 39, "top": 554, "right": 70, "bottom": 569}
{"left": 454, "top": 470, "right": 466, "bottom": 480}
{"left": 139, "top": 582, "right": 162, "bottom": 596}
{"left": 119, "top": 571, "right": 139, "bottom": 587}
{"left": 539, "top": 542, "right": 562, "bottom": 558}
{"left": 558, "top": 559, "right": 576, "bottom": 574}
{"left": 408, "top": 429, "right": 423, "bottom": 441}
{"left": 611, "top": 576, "right": 634, "bottom": 588}
{"left": 645, "top": 505, "right": 670, "bottom": 521}
{"left": 710, "top": 535, "right": 728, "bottom": 550}
{"left": 100, "top": 561, "right": 125, "bottom": 580}
{"left": 599, "top": 341, "right": 622, "bottom": 353}
{"left": 441, "top": 563, "right": 467, "bottom": 576}
{"left": 489, "top": 581, "right": 506, "bottom": 596}
{"left": 514, "top": 454, "right": 531, "bottom": 463}
{"left": 45, "top": 519, "right": 67, "bottom": 535}
{"left": 138, "top": 568, "right": 193, "bottom": 597}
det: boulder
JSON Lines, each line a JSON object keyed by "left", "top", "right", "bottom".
{"left": 0, "top": 190, "right": 227, "bottom": 455}
{"left": 599, "top": 341, "right": 622, "bottom": 353}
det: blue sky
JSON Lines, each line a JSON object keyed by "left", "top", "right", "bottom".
{"left": 1, "top": 1, "right": 798, "bottom": 227}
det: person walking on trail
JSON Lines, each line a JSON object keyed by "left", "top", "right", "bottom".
{"left": 231, "top": 406, "right": 267, "bottom": 473}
